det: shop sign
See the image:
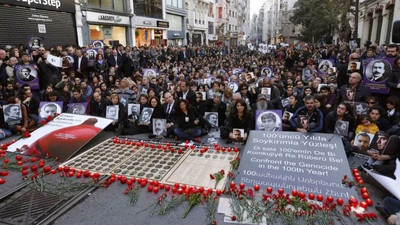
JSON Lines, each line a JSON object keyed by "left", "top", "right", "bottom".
{"left": 157, "top": 21, "right": 169, "bottom": 28}
{"left": 38, "top": 24, "right": 46, "bottom": 33}
{"left": 0, "top": 0, "right": 75, "bottom": 13}
{"left": 86, "top": 11, "right": 130, "bottom": 25}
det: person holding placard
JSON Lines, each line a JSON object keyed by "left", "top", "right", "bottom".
{"left": 222, "top": 99, "right": 254, "bottom": 143}
{"left": 173, "top": 99, "right": 202, "bottom": 142}
{"left": 106, "top": 93, "right": 126, "bottom": 133}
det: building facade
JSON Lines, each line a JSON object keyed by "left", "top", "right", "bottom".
{"left": 131, "top": 0, "right": 169, "bottom": 46}
{"left": 186, "top": 0, "right": 211, "bottom": 46}
{"left": 359, "top": 0, "right": 397, "bottom": 46}
{"left": 166, "top": 0, "right": 187, "bottom": 46}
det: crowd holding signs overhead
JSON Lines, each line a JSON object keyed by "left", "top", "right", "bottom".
{"left": 0, "top": 40, "right": 400, "bottom": 221}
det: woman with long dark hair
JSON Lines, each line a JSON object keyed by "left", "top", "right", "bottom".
{"left": 221, "top": 99, "right": 254, "bottom": 143}
{"left": 173, "top": 99, "right": 202, "bottom": 142}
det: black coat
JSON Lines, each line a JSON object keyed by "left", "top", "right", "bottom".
{"left": 387, "top": 68, "right": 400, "bottom": 96}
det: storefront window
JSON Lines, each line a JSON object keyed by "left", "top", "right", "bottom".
{"left": 101, "top": 0, "right": 113, "bottom": 10}
{"left": 166, "top": 14, "right": 182, "bottom": 31}
{"left": 114, "top": 0, "right": 124, "bottom": 12}
{"left": 87, "top": 0, "right": 125, "bottom": 12}
{"left": 90, "top": 25, "right": 127, "bottom": 46}
{"left": 134, "top": 0, "right": 163, "bottom": 19}
{"left": 135, "top": 28, "right": 152, "bottom": 47}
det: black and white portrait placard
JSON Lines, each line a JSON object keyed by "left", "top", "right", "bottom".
{"left": 39, "top": 102, "right": 63, "bottom": 121}
{"left": 256, "top": 110, "right": 282, "bottom": 131}
{"left": 139, "top": 107, "right": 154, "bottom": 124}
{"left": 152, "top": 118, "right": 167, "bottom": 136}
{"left": 3, "top": 104, "right": 22, "bottom": 126}
{"left": 67, "top": 103, "right": 87, "bottom": 115}
{"left": 205, "top": 112, "right": 219, "bottom": 128}
{"left": 106, "top": 105, "right": 119, "bottom": 122}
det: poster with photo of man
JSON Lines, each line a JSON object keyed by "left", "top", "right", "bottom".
{"left": 128, "top": 103, "right": 140, "bottom": 119}
{"left": 353, "top": 132, "right": 374, "bottom": 154}
{"left": 106, "top": 105, "right": 119, "bottom": 122}
{"left": 39, "top": 102, "right": 63, "bottom": 121}
{"left": 261, "top": 67, "right": 274, "bottom": 77}
{"left": 261, "top": 87, "right": 271, "bottom": 101}
{"left": 281, "top": 97, "right": 290, "bottom": 108}
{"left": 363, "top": 58, "right": 392, "bottom": 94}
{"left": 205, "top": 112, "right": 219, "bottom": 128}
{"left": 354, "top": 102, "right": 369, "bottom": 116}
{"left": 255, "top": 110, "right": 282, "bottom": 131}
{"left": 232, "top": 68, "right": 244, "bottom": 76}
{"left": 15, "top": 65, "right": 40, "bottom": 90}
{"left": 139, "top": 107, "right": 154, "bottom": 124}
{"left": 28, "top": 36, "right": 44, "bottom": 51}
{"left": 228, "top": 82, "right": 239, "bottom": 93}
{"left": 233, "top": 128, "right": 245, "bottom": 142}
{"left": 282, "top": 111, "right": 293, "bottom": 122}
{"left": 334, "top": 121, "right": 349, "bottom": 137}
{"left": 3, "top": 104, "right": 22, "bottom": 126}
{"left": 92, "top": 40, "right": 104, "bottom": 50}
{"left": 347, "top": 62, "right": 361, "bottom": 73}
{"left": 67, "top": 103, "right": 87, "bottom": 115}
{"left": 152, "top": 118, "right": 167, "bottom": 136}
{"left": 143, "top": 69, "right": 158, "bottom": 77}
{"left": 318, "top": 59, "right": 334, "bottom": 76}
{"left": 86, "top": 49, "right": 97, "bottom": 61}
{"left": 302, "top": 68, "right": 313, "bottom": 82}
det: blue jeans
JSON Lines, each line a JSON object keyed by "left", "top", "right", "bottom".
{"left": 0, "top": 129, "right": 12, "bottom": 139}
{"left": 173, "top": 127, "right": 201, "bottom": 141}
{"left": 384, "top": 197, "right": 400, "bottom": 215}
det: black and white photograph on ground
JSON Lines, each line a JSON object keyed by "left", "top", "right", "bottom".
{"left": 139, "top": 107, "right": 154, "bottom": 124}
{"left": 67, "top": 103, "right": 87, "bottom": 115}
{"left": 106, "top": 105, "right": 119, "bottom": 122}
{"left": 334, "top": 120, "right": 349, "bottom": 137}
{"left": 255, "top": 110, "right": 282, "bottom": 131}
{"left": 205, "top": 112, "right": 219, "bottom": 128}
{"left": 152, "top": 118, "right": 167, "bottom": 136}
{"left": 39, "top": 102, "right": 63, "bottom": 121}
{"left": 3, "top": 104, "right": 22, "bottom": 126}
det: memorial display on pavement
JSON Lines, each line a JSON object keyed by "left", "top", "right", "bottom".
{"left": 235, "top": 131, "right": 358, "bottom": 200}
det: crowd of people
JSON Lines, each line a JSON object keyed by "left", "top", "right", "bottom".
{"left": 0, "top": 41, "right": 400, "bottom": 223}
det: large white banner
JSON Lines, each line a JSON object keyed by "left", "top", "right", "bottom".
{"left": 7, "top": 113, "right": 113, "bottom": 161}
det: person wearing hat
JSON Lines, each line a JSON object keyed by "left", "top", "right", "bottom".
{"left": 251, "top": 94, "right": 273, "bottom": 111}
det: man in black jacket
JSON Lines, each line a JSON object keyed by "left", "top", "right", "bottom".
{"left": 335, "top": 72, "right": 370, "bottom": 108}
{"left": 89, "top": 92, "right": 109, "bottom": 117}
